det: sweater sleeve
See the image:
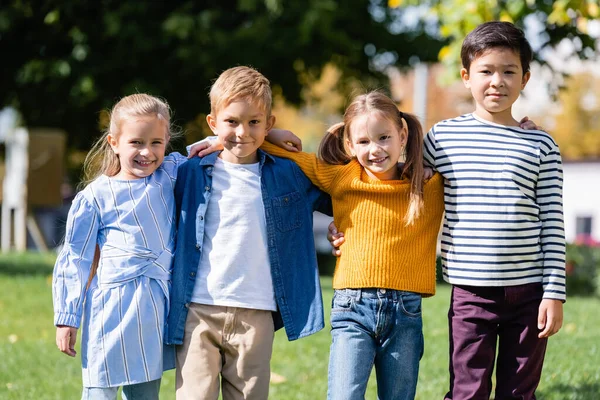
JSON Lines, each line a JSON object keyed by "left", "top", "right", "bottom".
{"left": 52, "top": 193, "right": 100, "bottom": 327}
{"left": 260, "top": 142, "right": 341, "bottom": 193}
{"left": 536, "top": 141, "right": 566, "bottom": 301}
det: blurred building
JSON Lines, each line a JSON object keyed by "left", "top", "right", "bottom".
{"left": 563, "top": 160, "right": 600, "bottom": 242}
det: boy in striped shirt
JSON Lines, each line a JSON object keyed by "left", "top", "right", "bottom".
{"left": 423, "top": 21, "right": 565, "bottom": 400}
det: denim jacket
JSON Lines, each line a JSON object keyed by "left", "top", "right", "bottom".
{"left": 165, "top": 150, "right": 332, "bottom": 344}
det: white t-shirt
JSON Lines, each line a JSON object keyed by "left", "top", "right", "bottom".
{"left": 191, "top": 157, "right": 276, "bottom": 311}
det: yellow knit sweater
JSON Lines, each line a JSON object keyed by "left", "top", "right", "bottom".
{"left": 262, "top": 142, "right": 445, "bottom": 296}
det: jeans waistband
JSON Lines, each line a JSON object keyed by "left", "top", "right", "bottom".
{"left": 335, "top": 288, "right": 420, "bottom": 301}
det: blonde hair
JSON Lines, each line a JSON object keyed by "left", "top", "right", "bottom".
{"left": 209, "top": 66, "right": 272, "bottom": 116}
{"left": 318, "top": 91, "right": 425, "bottom": 225}
{"left": 82, "top": 93, "right": 177, "bottom": 185}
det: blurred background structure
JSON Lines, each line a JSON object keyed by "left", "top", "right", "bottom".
{"left": 0, "top": 0, "right": 599, "bottom": 250}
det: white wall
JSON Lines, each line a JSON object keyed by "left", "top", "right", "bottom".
{"left": 562, "top": 161, "right": 600, "bottom": 242}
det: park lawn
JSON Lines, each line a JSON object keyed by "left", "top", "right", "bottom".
{"left": 0, "top": 253, "right": 598, "bottom": 399}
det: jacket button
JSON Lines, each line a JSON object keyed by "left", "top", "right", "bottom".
{"left": 195, "top": 244, "right": 200, "bottom": 250}
{"left": 199, "top": 216, "right": 204, "bottom": 221}
{"left": 205, "top": 186, "right": 210, "bottom": 191}
{"left": 284, "top": 197, "right": 289, "bottom": 203}
{"left": 190, "top": 271, "right": 196, "bottom": 277}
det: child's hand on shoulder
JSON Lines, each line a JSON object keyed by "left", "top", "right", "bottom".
{"left": 519, "top": 116, "right": 545, "bottom": 131}
{"left": 537, "top": 299, "right": 563, "bottom": 338}
{"left": 267, "top": 129, "right": 302, "bottom": 152}
{"left": 56, "top": 325, "right": 78, "bottom": 357}
{"left": 187, "top": 136, "right": 223, "bottom": 158}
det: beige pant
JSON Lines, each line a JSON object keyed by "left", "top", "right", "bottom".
{"left": 176, "top": 303, "right": 275, "bottom": 400}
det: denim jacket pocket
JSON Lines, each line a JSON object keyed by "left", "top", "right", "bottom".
{"left": 399, "top": 293, "right": 422, "bottom": 317}
{"left": 272, "top": 191, "right": 302, "bottom": 232}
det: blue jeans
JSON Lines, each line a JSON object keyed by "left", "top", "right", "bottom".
{"left": 81, "top": 379, "right": 161, "bottom": 400}
{"left": 327, "top": 288, "right": 424, "bottom": 400}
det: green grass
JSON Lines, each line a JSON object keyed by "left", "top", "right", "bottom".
{"left": 0, "top": 253, "right": 598, "bottom": 399}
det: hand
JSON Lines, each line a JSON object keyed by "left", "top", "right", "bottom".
{"left": 267, "top": 129, "right": 302, "bottom": 152}
{"left": 56, "top": 325, "right": 78, "bottom": 357}
{"left": 422, "top": 167, "right": 434, "bottom": 180}
{"left": 537, "top": 299, "right": 563, "bottom": 338}
{"left": 519, "top": 116, "right": 545, "bottom": 132}
{"left": 327, "top": 221, "right": 345, "bottom": 257}
{"left": 188, "top": 137, "right": 223, "bottom": 158}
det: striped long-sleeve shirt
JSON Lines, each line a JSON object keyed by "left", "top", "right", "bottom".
{"left": 52, "top": 153, "right": 186, "bottom": 387}
{"left": 424, "top": 113, "right": 566, "bottom": 301}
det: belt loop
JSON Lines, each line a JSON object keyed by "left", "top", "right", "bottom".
{"left": 356, "top": 288, "right": 362, "bottom": 302}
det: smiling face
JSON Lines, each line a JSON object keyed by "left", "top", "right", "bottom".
{"left": 207, "top": 99, "right": 275, "bottom": 164}
{"left": 461, "top": 47, "right": 531, "bottom": 126}
{"left": 107, "top": 115, "right": 168, "bottom": 180}
{"left": 346, "top": 112, "right": 407, "bottom": 181}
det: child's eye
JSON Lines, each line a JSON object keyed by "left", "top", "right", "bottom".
{"left": 358, "top": 139, "right": 369, "bottom": 145}
{"left": 227, "top": 119, "right": 237, "bottom": 125}
{"left": 250, "top": 120, "right": 260, "bottom": 125}
{"left": 130, "top": 140, "right": 141, "bottom": 145}
{"left": 381, "top": 135, "right": 391, "bottom": 141}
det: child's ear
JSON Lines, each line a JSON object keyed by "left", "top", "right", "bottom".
{"left": 266, "top": 115, "right": 276, "bottom": 132}
{"left": 399, "top": 118, "right": 408, "bottom": 146}
{"left": 345, "top": 139, "right": 356, "bottom": 157}
{"left": 521, "top": 71, "right": 531, "bottom": 90}
{"left": 206, "top": 114, "right": 217, "bottom": 134}
{"left": 107, "top": 134, "right": 119, "bottom": 154}
{"left": 460, "top": 68, "right": 471, "bottom": 89}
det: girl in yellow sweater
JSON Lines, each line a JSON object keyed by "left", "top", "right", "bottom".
{"left": 194, "top": 91, "right": 444, "bottom": 400}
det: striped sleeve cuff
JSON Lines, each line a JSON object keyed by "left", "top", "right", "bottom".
{"left": 542, "top": 284, "right": 566, "bottom": 302}
{"left": 54, "top": 312, "right": 81, "bottom": 328}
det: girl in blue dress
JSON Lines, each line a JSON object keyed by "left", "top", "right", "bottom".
{"left": 53, "top": 94, "right": 186, "bottom": 399}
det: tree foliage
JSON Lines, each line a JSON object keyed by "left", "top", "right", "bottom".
{"left": 0, "top": 0, "right": 441, "bottom": 150}
{"left": 1, "top": 0, "right": 597, "bottom": 154}
{"left": 392, "top": 0, "right": 599, "bottom": 85}
{"left": 550, "top": 71, "right": 600, "bottom": 159}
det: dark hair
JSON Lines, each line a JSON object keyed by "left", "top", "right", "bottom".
{"left": 461, "top": 21, "right": 533, "bottom": 75}
{"left": 318, "top": 91, "right": 425, "bottom": 225}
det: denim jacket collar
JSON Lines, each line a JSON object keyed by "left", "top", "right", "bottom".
{"left": 198, "top": 149, "right": 276, "bottom": 168}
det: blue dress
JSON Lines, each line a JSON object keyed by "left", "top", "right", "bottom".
{"left": 52, "top": 153, "right": 186, "bottom": 387}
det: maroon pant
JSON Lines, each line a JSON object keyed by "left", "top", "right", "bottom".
{"left": 445, "top": 283, "right": 548, "bottom": 400}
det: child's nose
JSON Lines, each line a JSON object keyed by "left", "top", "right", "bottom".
{"left": 369, "top": 143, "right": 382, "bottom": 153}
{"left": 236, "top": 125, "right": 249, "bottom": 137}
{"left": 491, "top": 72, "right": 503, "bottom": 86}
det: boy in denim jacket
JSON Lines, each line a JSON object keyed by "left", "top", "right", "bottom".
{"left": 165, "top": 66, "right": 331, "bottom": 399}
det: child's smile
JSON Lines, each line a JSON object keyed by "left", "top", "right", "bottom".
{"left": 107, "top": 115, "right": 169, "bottom": 180}
{"left": 347, "top": 112, "right": 406, "bottom": 181}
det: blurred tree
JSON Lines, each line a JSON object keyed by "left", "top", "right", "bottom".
{"left": 550, "top": 72, "right": 600, "bottom": 159}
{"left": 2, "top": 0, "right": 597, "bottom": 158}
{"left": 392, "top": 0, "right": 599, "bottom": 86}
{"left": 0, "top": 0, "right": 441, "bottom": 151}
